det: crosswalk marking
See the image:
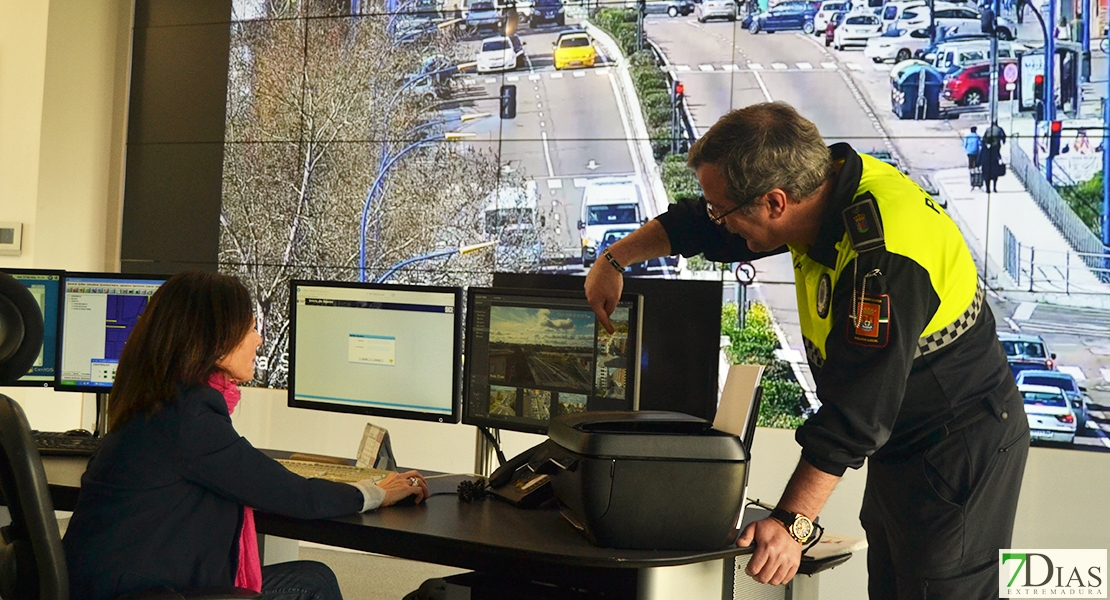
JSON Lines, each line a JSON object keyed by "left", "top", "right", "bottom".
{"left": 822, "top": 62, "right": 838, "bottom": 69}
{"left": 484, "top": 77, "right": 497, "bottom": 84}
{"left": 1058, "top": 366, "right": 1087, "bottom": 381}
{"left": 772, "top": 62, "right": 788, "bottom": 69}
{"left": 596, "top": 68, "right": 610, "bottom": 75}
{"left": 676, "top": 64, "right": 692, "bottom": 71}
{"left": 1102, "top": 368, "right": 1110, "bottom": 382}
{"left": 797, "top": 62, "right": 813, "bottom": 69}
{"left": 721, "top": 63, "right": 739, "bottom": 71}
{"left": 872, "top": 63, "right": 889, "bottom": 71}
{"left": 573, "top": 71, "right": 585, "bottom": 77}
{"left": 699, "top": 64, "right": 715, "bottom": 71}
{"left": 846, "top": 62, "right": 863, "bottom": 70}
{"left": 550, "top": 72, "right": 564, "bottom": 79}
{"left": 506, "top": 75, "right": 520, "bottom": 82}
{"left": 748, "top": 62, "right": 764, "bottom": 70}
{"left": 547, "top": 179, "right": 563, "bottom": 190}
{"left": 573, "top": 178, "right": 589, "bottom": 188}
{"left": 528, "top": 74, "right": 541, "bottom": 81}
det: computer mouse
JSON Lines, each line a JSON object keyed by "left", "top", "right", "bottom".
{"left": 63, "top": 429, "right": 94, "bottom": 437}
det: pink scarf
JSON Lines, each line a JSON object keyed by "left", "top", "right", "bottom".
{"left": 208, "top": 372, "right": 262, "bottom": 593}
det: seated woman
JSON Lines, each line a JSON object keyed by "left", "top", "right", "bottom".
{"left": 63, "top": 271, "right": 428, "bottom": 600}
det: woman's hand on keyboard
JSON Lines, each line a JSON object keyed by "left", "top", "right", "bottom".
{"left": 378, "top": 470, "right": 429, "bottom": 507}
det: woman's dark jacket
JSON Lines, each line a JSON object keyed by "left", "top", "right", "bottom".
{"left": 62, "top": 384, "right": 364, "bottom": 600}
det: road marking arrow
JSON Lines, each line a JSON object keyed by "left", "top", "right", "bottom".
{"left": 586, "top": 159, "right": 600, "bottom": 170}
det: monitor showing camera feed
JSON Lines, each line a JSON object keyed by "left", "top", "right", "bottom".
{"left": 3, "top": 269, "right": 63, "bottom": 387}
{"left": 288, "top": 281, "right": 462, "bottom": 424}
{"left": 55, "top": 272, "right": 168, "bottom": 392}
{"left": 464, "top": 287, "right": 643, "bottom": 435}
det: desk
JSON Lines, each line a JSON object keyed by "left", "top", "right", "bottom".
{"left": 41, "top": 456, "right": 852, "bottom": 600}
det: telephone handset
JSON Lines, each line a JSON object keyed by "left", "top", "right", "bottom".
{"left": 488, "top": 440, "right": 561, "bottom": 508}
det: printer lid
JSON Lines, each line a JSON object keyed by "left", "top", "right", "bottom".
{"left": 548, "top": 411, "right": 747, "bottom": 462}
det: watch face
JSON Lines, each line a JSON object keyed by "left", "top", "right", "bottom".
{"left": 792, "top": 517, "right": 814, "bottom": 542}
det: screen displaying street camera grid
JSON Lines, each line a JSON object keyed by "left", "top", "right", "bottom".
{"left": 463, "top": 287, "right": 642, "bottom": 434}
{"left": 120, "top": 0, "right": 1110, "bottom": 449}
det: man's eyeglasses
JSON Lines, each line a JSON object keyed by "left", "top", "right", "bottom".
{"left": 706, "top": 200, "right": 743, "bottom": 225}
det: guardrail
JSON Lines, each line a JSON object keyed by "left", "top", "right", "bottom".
{"left": 1000, "top": 227, "right": 1110, "bottom": 291}
{"left": 1009, "top": 135, "right": 1109, "bottom": 275}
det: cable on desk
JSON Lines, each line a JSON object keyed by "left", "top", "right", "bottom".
{"left": 478, "top": 426, "right": 506, "bottom": 467}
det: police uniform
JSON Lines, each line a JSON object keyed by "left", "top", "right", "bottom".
{"left": 657, "top": 143, "right": 1030, "bottom": 599}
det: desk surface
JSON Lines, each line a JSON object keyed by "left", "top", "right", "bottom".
{"left": 42, "top": 454, "right": 849, "bottom": 587}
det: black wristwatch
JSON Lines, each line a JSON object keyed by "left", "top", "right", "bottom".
{"left": 769, "top": 508, "right": 815, "bottom": 544}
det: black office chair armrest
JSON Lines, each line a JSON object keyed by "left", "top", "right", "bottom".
{"left": 116, "top": 587, "right": 262, "bottom": 600}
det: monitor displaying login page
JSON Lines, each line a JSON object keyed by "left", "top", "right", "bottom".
{"left": 287, "top": 281, "right": 462, "bottom": 424}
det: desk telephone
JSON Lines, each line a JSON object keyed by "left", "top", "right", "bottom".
{"left": 488, "top": 441, "right": 563, "bottom": 508}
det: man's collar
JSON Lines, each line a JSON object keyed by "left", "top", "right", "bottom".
{"left": 806, "top": 143, "right": 862, "bottom": 269}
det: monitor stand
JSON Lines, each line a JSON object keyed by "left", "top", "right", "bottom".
{"left": 474, "top": 428, "right": 498, "bottom": 477}
{"left": 94, "top": 392, "right": 110, "bottom": 437}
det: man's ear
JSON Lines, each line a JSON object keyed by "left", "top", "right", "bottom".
{"left": 764, "top": 189, "right": 790, "bottom": 219}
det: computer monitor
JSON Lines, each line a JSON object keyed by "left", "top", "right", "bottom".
{"left": 55, "top": 272, "right": 169, "bottom": 392}
{"left": 1, "top": 268, "right": 64, "bottom": 387}
{"left": 463, "top": 287, "right": 644, "bottom": 435}
{"left": 287, "top": 280, "right": 462, "bottom": 424}
{"left": 492, "top": 273, "right": 722, "bottom": 422}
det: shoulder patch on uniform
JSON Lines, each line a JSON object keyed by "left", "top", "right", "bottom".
{"left": 841, "top": 192, "right": 885, "bottom": 253}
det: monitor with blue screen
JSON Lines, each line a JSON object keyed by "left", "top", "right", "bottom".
{"left": 55, "top": 272, "right": 168, "bottom": 392}
{"left": 287, "top": 280, "right": 462, "bottom": 424}
{"left": 2, "top": 268, "right": 64, "bottom": 387}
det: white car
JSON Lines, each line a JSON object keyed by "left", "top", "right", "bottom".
{"left": 880, "top": 0, "right": 925, "bottom": 32}
{"left": 864, "top": 27, "right": 932, "bottom": 62}
{"left": 695, "top": 0, "right": 737, "bottom": 22}
{"left": 476, "top": 34, "right": 525, "bottom": 73}
{"left": 1020, "top": 384, "right": 1077, "bottom": 444}
{"left": 814, "top": 0, "right": 851, "bottom": 34}
{"left": 833, "top": 13, "right": 882, "bottom": 49}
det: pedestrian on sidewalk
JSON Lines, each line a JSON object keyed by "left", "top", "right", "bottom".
{"left": 963, "top": 126, "right": 982, "bottom": 169}
{"left": 978, "top": 141, "right": 1004, "bottom": 192}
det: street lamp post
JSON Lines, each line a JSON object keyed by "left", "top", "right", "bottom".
{"left": 374, "top": 241, "right": 497, "bottom": 283}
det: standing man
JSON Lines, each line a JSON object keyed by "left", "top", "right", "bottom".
{"left": 585, "top": 102, "right": 1029, "bottom": 598}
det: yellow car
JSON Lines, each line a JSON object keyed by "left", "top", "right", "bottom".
{"left": 552, "top": 32, "right": 597, "bottom": 70}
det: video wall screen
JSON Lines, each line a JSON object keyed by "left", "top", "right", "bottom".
{"left": 121, "top": 0, "right": 1109, "bottom": 450}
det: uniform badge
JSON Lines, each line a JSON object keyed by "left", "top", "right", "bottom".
{"left": 848, "top": 295, "right": 890, "bottom": 347}
{"left": 816, "top": 274, "right": 831, "bottom": 319}
{"left": 841, "top": 193, "right": 885, "bottom": 253}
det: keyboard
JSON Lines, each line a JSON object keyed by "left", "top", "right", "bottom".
{"left": 276, "top": 459, "right": 393, "bottom": 483}
{"left": 33, "top": 431, "right": 103, "bottom": 457}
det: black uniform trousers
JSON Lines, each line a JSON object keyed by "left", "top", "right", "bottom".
{"left": 861, "top": 388, "right": 1030, "bottom": 600}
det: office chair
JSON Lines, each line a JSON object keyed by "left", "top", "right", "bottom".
{"left": 0, "top": 272, "right": 257, "bottom": 600}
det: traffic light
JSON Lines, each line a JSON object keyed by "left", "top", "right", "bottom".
{"left": 980, "top": 5, "right": 995, "bottom": 35}
{"left": 1033, "top": 74, "right": 1045, "bottom": 121}
{"left": 499, "top": 84, "right": 516, "bottom": 119}
{"left": 1049, "top": 120, "right": 1062, "bottom": 157}
{"left": 674, "top": 82, "right": 684, "bottom": 105}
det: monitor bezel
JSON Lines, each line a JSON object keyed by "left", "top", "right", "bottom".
{"left": 286, "top": 279, "right": 464, "bottom": 425}
{"left": 53, "top": 271, "right": 171, "bottom": 393}
{"left": 1, "top": 268, "right": 66, "bottom": 388}
{"left": 462, "top": 286, "right": 644, "bottom": 435}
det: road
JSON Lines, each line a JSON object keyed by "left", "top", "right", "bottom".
{"left": 454, "top": 24, "right": 642, "bottom": 266}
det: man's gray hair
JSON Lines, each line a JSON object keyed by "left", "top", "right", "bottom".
{"left": 687, "top": 102, "right": 833, "bottom": 213}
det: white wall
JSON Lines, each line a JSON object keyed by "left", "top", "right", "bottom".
{"left": 1, "top": 4, "right": 1108, "bottom": 599}
{"left": 0, "top": 0, "right": 132, "bottom": 431}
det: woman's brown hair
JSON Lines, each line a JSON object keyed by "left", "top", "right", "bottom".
{"left": 107, "top": 270, "right": 254, "bottom": 430}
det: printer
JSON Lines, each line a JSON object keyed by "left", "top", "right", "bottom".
{"left": 545, "top": 410, "right": 750, "bottom": 551}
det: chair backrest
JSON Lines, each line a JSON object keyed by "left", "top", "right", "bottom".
{"left": 0, "top": 394, "right": 68, "bottom": 600}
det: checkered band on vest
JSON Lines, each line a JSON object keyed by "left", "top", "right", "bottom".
{"left": 915, "top": 282, "right": 984, "bottom": 358}
{"left": 803, "top": 336, "right": 825, "bottom": 370}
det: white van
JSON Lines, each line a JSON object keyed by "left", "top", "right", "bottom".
{"left": 577, "top": 177, "right": 644, "bottom": 266}
{"left": 485, "top": 180, "right": 541, "bottom": 261}
{"left": 929, "top": 39, "right": 1025, "bottom": 72}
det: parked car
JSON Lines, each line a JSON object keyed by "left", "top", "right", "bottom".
{"left": 928, "top": 39, "right": 1026, "bottom": 74}
{"left": 553, "top": 31, "right": 597, "bottom": 69}
{"left": 941, "top": 59, "right": 1016, "bottom": 105}
{"left": 1019, "top": 384, "right": 1077, "bottom": 445}
{"left": 597, "top": 227, "right": 649, "bottom": 273}
{"left": 833, "top": 12, "right": 882, "bottom": 48}
{"left": 864, "top": 27, "right": 932, "bottom": 62}
{"left": 880, "top": 0, "right": 926, "bottom": 32}
{"left": 1016, "top": 370, "right": 1090, "bottom": 431}
{"left": 814, "top": 0, "right": 850, "bottom": 34}
{"left": 477, "top": 34, "right": 525, "bottom": 72}
{"left": 749, "top": 2, "right": 817, "bottom": 32}
{"left": 998, "top": 332, "right": 1056, "bottom": 377}
{"left": 465, "top": 0, "right": 503, "bottom": 31}
{"left": 646, "top": 0, "right": 695, "bottom": 17}
{"left": 697, "top": 0, "right": 739, "bottom": 22}
{"left": 529, "top": 0, "right": 565, "bottom": 26}
{"left": 825, "top": 10, "right": 846, "bottom": 45}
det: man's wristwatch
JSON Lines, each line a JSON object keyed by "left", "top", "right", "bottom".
{"left": 769, "top": 508, "right": 815, "bottom": 544}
